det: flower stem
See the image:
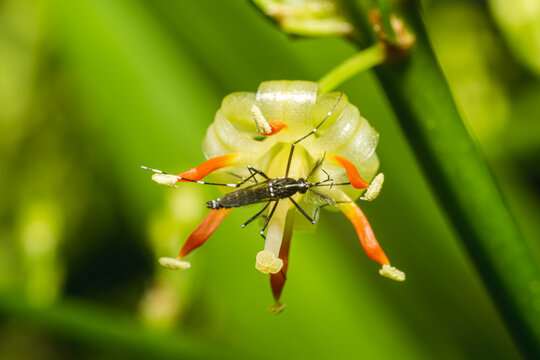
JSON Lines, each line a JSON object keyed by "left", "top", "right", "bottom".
{"left": 376, "top": 0, "right": 396, "bottom": 42}
{"left": 342, "top": 1, "right": 540, "bottom": 357}
{"left": 318, "top": 44, "right": 384, "bottom": 93}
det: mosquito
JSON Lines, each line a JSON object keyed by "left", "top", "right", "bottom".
{"left": 142, "top": 93, "right": 352, "bottom": 239}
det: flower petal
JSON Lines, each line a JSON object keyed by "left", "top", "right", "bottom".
{"left": 328, "top": 154, "right": 370, "bottom": 189}
{"left": 338, "top": 201, "right": 389, "bottom": 266}
{"left": 178, "top": 208, "right": 233, "bottom": 259}
{"left": 177, "top": 154, "right": 240, "bottom": 182}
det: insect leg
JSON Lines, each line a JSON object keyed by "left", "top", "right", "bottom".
{"left": 142, "top": 165, "right": 266, "bottom": 188}
{"left": 141, "top": 166, "right": 239, "bottom": 187}
{"left": 247, "top": 165, "right": 270, "bottom": 182}
{"left": 285, "top": 92, "right": 343, "bottom": 177}
{"left": 241, "top": 202, "right": 271, "bottom": 228}
{"left": 260, "top": 200, "right": 280, "bottom": 240}
{"left": 289, "top": 197, "right": 315, "bottom": 224}
{"left": 313, "top": 200, "right": 351, "bottom": 221}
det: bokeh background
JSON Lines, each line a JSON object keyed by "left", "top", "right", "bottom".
{"left": 1, "top": 0, "right": 539, "bottom": 359}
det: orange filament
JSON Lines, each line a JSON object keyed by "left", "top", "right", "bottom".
{"left": 328, "top": 154, "right": 370, "bottom": 189}
{"left": 269, "top": 209, "right": 294, "bottom": 312}
{"left": 177, "top": 154, "right": 239, "bottom": 182}
{"left": 263, "top": 120, "right": 288, "bottom": 136}
{"left": 178, "top": 208, "right": 233, "bottom": 259}
{"left": 339, "top": 202, "right": 390, "bottom": 266}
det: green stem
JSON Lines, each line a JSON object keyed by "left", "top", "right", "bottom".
{"left": 0, "top": 290, "right": 243, "bottom": 360}
{"left": 318, "top": 44, "right": 384, "bottom": 92}
{"left": 343, "top": 0, "right": 540, "bottom": 357}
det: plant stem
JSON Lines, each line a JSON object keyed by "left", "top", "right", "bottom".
{"left": 342, "top": 0, "right": 540, "bottom": 357}
{"left": 376, "top": 0, "right": 396, "bottom": 41}
{"left": 318, "top": 44, "right": 384, "bottom": 92}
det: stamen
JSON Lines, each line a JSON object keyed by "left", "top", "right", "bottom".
{"left": 379, "top": 264, "right": 406, "bottom": 281}
{"left": 251, "top": 104, "right": 288, "bottom": 137}
{"left": 255, "top": 201, "right": 290, "bottom": 274}
{"left": 266, "top": 120, "right": 288, "bottom": 136}
{"left": 151, "top": 173, "right": 178, "bottom": 187}
{"left": 158, "top": 257, "right": 191, "bottom": 270}
{"left": 178, "top": 154, "right": 240, "bottom": 182}
{"left": 328, "top": 154, "right": 370, "bottom": 189}
{"left": 361, "top": 173, "right": 384, "bottom": 201}
{"left": 267, "top": 302, "right": 286, "bottom": 315}
{"left": 270, "top": 209, "right": 294, "bottom": 306}
{"left": 338, "top": 199, "right": 390, "bottom": 266}
{"left": 252, "top": 104, "right": 272, "bottom": 135}
{"left": 255, "top": 250, "right": 283, "bottom": 274}
{"left": 178, "top": 209, "right": 233, "bottom": 259}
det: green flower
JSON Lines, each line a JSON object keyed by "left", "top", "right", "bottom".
{"left": 145, "top": 81, "right": 404, "bottom": 313}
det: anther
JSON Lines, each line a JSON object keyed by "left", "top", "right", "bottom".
{"left": 251, "top": 104, "right": 272, "bottom": 135}
{"left": 151, "top": 173, "right": 178, "bottom": 187}
{"left": 255, "top": 250, "right": 283, "bottom": 274}
{"left": 267, "top": 302, "right": 286, "bottom": 315}
{"left": 379, "top": 264, "right": 406, "bottom": 281}
{"left": 361, "top": 173, "right": 384, "bottom": 201}
{"left": 158, "top": 257, "right": 191, "bottom": 270}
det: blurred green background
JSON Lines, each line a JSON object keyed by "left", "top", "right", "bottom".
{"left": 1, "top": 0, "right": 539, "bottom": 359}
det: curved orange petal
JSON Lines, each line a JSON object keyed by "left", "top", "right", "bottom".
{"left": 339, "top": 201, "right": 389, "bottom": 266}
{"left": 177, "top": 154, "right": 240, "bottom": 182}
{"left": 328, "top": 154, "right": 370, "bottom": 189}
{"left": 178, "top": 208, "right": 233, "bottom": 259}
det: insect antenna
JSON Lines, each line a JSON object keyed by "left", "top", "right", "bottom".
{"left": 284, "top": 92, "right": 344, "bottom": 177}
{"left": 312, "top": 181, "right": 351, "bottom": 187}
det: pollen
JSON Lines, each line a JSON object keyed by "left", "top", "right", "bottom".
{"left": 251, "top": 104, "right": 273, "bottom": 135}
{"left": 361, "top": 173, "right": 384, "bottom": 201}
{"left": 268, "top": 302, "right": 287, "bottom": 315}
{"left": 158, "top": 257, "right": 191, "bottom": 270}
{"left": 379, "top": 264, "right": 406, "bottom": 281}
{"left": 255, "top": 250, "right": 283, "bottom": 274}
{"left": 152, "top": 174, "right": 178, "bottom": 187}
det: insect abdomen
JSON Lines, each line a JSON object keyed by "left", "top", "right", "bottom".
{"left": 207, "top": 184, "right": 273, "bottom": 209}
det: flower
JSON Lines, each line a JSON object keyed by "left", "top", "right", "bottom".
{"left": 145, "top": 80, "right": 405, "bottom": 313}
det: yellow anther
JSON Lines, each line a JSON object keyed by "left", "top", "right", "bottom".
{"left": 379, "top": 264, "right": 406, "bottom": 282}
{"left": 255, "top": 250, "right": 283, "bottom": 274}
{"left": 361, "top": 173, "right": 384, "bottom": 201}
{"left": 152, "top": 174, "right": 178, "bottom": 187}
{"left": 158, "top": 257, "right": 191, "bottom": 270}
{"left": 267, "top": 302, "right": 286, "bottom": 315}
{"left": 251, "top": 104, "right": 272, "bottom": 135}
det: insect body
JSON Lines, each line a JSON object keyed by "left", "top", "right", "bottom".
{"left": 208, "top": 177, "right": 307, "bottom": 209}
